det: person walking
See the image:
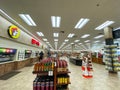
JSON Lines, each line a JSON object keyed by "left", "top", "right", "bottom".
{"left": 39, "top": 51, "right": 44, "bottom": 61}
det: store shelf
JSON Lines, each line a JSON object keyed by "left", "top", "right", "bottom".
{"left": 57, "top": 82, "right": 71, "bottom": 85}
{"left": 32, "top": 71, "right": 48, "bottom": 76}
{"left": 33, "top": 59, "right": 71, "bottom": 90}
{"left": 57, "top": 88, "right": 69, "bottom": 90}
{"left": 57, "top": 71, "right": 71, "bottom": 75}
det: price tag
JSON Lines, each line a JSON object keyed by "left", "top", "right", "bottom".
{"left": 54, "top": 62, "right": 57, "bottom": 67}
{"left": 48, "top": 71, "right": 53, "bottom": 76}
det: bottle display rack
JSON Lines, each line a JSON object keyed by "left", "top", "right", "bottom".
{"left": 33, "top": 58, "right": 71, "bottom": 90}
{"left": 104, "top": 45, "right": 120, "bottom": 71}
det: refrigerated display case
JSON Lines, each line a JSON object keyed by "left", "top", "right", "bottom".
{"left": 25, "top": 50, "right": 32, "bottom": 58}
{"left": 0, "top": 47, "right": 17, "bottom": 62}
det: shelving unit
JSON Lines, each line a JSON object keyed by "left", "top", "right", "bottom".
{"left": 33, "top": 59, "right": 71, "bottom": 90}
{"left": 104, "top": 45, "right": 120, "bottom": 72}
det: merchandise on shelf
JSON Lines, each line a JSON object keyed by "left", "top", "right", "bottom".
{"left": 56, "top": 60, "right": 68, "bottom": 72}
{"left": 57, "top": 75, "right": 70, "bottom": 85}
{"left": 104, "top": 45, "right": 120, "bottom": 71}
{"left": 33, "top": 58, "right": 54, "bottom": 72}
{"left": 33, "top": 58, "right": 71, "bottom": 90}
{"left": 33, "top": 76, "right": 54, "bottom": 90}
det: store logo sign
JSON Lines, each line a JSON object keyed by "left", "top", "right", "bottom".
{"left": 8, "top": 25, "right": 21, "bottom": 39}
{"left": 31, "top": 38, "right": 40, "bottom": 46}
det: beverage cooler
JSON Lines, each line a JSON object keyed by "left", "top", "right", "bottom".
{"left": 25, "top": 50, "right": 32, "bottom": 58}
{"left": 0, "top": 47, "right": 17, "bottom": 62}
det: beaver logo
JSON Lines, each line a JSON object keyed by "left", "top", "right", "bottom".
{"left": 8, "top": 25, "right": 20, "bottom": 39}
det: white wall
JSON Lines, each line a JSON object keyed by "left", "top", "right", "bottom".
{"left": 0, "top": 37, "right": 42, "bottom": 60}
{"left": 0, "top": 15, "right": 45, "bottom": 61}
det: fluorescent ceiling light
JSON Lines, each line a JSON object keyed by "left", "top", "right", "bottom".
{"left": 36, "top": 32, "right": 44, "bottom": 36}
{"left": 65, "top": 39, "right": 69, "bottom": 42}
{"left": 54, "top": 41, "right": 58, "bottom": 45}
{"left": 51, "top": 16, "right": 61, "bottom": 28}
{"left": 68, "top": 33, "right": 75, "bottom": 38}
{"left": 74, "top": 40, "right": 80, "bottom": 42}
{"left": 53, "top": 33, "right": 59, "bottom": 37}
{"left": 94, "top": 35, "right": 104, "bottom": 39}
{"left": 81, "top": 34, "right": 90, "bottom": 38}
{"left": 46, "top": 42, "right": 49, "bottom": 44}
{"left": 114, "top": 27, "right": 120, "bottom": 31}
{"left": 95, "top": 21, "right": 115, "bottom": 30}
{"left": 84, "top": 40, "right": 90, "bottom": 42}
{"left": 54, "top": 42, "right": 58, "bottom": 50}
{"left": 62, "top": 42, "right": 66, "bottom": 45}
{"left": 103, "top": 41, "right": 105, "bottom": 44}
{"left": 71, "top": 43, "right": 74, "bottom": 44}
{"left": 78, "top": 43, "right": 82, "bottom": 45}
{"left": 94, "top": 40, "right": 100, "bottom": 43}
{"left": 19, "top": 14, "right": 36, "bottom": 26}
{"left": 54, "top": 39, "right": 58, "bottom": 41}
{"left": 75, "top": 18, "right": 90, "bottom": 29}
{"left": 43, "top": 38, "right": 47, "bottom": 41}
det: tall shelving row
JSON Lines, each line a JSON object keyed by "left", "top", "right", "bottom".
{"left": 33, "top": 58, "right": 71, "bottom": 90}
{"left": 104, "top": 45, "right": 120, "bottom": 72}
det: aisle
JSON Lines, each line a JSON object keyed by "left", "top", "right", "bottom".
{"left": 0, "top": 65, "right": 36, "bottom": 90}
{"left": 0, "top": 57, "right": 120, "bottom": 90}
{"left": 67, "top": 57, "right": 120, "bottom": 90}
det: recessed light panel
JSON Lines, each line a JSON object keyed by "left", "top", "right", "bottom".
{"left": 74, "top": 40, "right": 80, "bottom": 42}
{"left": 51, "top": 16, "right": 61, "bottom": 28}
{"left": 67, "top": 33, "right": 75, "bottom": 38}
{"left": 65, "top": 39, "right": 69, "bottom": 42}
{"left": 94, "top": 40, "right": 100, "bottom": 43}
{"left": 36, "top": 32, "right": 44, "bottom": 36}
{"left": 81, "top": 34, "right": 90, "bottom": 38}
{"left": 95, "top": 21, "right": 115, "bottom": 30}
{"left": 54, "top": 39, "right": 58, "bottom": 41}
{"left": 43, "top": 38, "right": 47, "bottom": 41}
{"left": 84, "top": 40, "right": 90, "bottom": 42}
{"left": 94, "top": 35, "right": 104, "bottom": 39}
{"left": 19, "top": 14, "right": 36, "bottom": 26}
{"left": 75, "top": 18, "right": 90, "bottom": 29}
{"left": 53, "top": 33, "right": 59, "bottom": 37}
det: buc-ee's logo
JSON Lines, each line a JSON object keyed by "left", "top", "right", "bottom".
{"left": 8, "top": 25, "right": 21, "bottom": 39}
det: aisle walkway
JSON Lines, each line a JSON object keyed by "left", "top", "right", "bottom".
{"left": 0, "top": 57, "right": 120, "bottom": 90}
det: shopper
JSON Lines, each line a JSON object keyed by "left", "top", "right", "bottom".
{"left": 47, "top": 51, "right": 51, "bottom": 58}
{"left": 39, "top": 51, "right": 44, "bottom": 61}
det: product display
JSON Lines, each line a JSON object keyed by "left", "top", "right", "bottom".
{"left": 57, "top": 75, "right": 70, "bottom": 85}
{"left": 33, "top": 58, "right": 71, "bottom": 90}
{"left": 33, "top": 76, "right": 54, "bottom": 90}
{"left": 81, "top": 52, "right": 93, "bottom": 78}
{"left": 104, "top": 45, "right": 120, "bottom": 71}
{"left": 33, "top": 59, "right": 54, "bottom": 72}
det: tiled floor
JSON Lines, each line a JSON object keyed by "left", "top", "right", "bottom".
{"left": 0, "top": 57, "right": 120, "bottom": 90}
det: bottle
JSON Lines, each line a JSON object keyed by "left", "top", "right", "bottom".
{"left": 41, "top": 77, "right": 45, "bottom": 90}
{"left": 33, "top": 80, "right": 37, "bottom": 90}
{"left": 50, "top": 77, "right": 54, "bottom": 90}
{"left": 33, "top": 77, "right": 38, "bottom": 90}
{"left": 37, "top": 77, "right": 41, "bottom": 90}
{"left": 45, "top": 78, "right": 49, "bottom": 90}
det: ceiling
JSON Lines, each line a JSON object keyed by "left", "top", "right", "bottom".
{"left": 0, "top": 0, "right": 120, "bottom": 51}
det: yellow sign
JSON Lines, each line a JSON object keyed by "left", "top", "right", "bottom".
{"left": 8, "top": 25, "right": 21, "bottom": 39}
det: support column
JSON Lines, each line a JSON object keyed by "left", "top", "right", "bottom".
{"left": 104, "top": 27, "right": 117, "bottom": 73}
{"left": 71, "top": 44, "right": 75, "bottom": 53}
{"left": 104, "top": 27, "right": 113, "bottom": 45}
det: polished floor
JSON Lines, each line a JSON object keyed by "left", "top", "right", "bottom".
{"left": 0, "top": 57, "right": 120, "bottom": 90}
